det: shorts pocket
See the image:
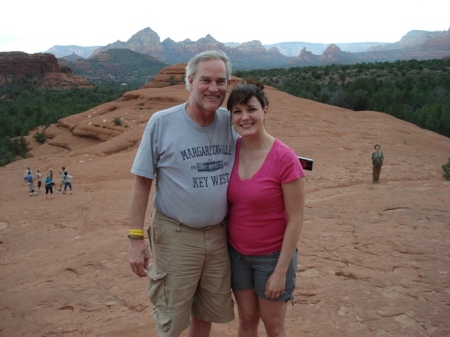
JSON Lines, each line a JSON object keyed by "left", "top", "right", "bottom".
{"left": 147, "top": 264, "right": 168, "bottom": 306}
{"left": 152, "top": 307, "right": 172, "bottom": 333}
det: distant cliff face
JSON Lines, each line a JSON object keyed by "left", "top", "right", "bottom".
{"left": 0, "top": 52, "right": 93, "bottom": 89}
{"left": 0, "top": 52, "right": 60, "bottom": 74}
{"left": 368, "top": 29, "right": 450, "bottom": 51}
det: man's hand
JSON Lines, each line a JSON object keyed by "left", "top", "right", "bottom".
{"left": 128, "top": 239, "right": 150, "bottom": 277}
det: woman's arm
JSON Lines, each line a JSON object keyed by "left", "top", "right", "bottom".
{"left": 265, "top": 177, "right": 306, "bottom": 299}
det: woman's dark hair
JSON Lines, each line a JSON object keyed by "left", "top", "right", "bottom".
{"left": 226, "top": 81, "right": 269, "bottom": 111}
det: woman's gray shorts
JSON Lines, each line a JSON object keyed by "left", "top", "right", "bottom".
{"left": 229, "top": 245, "right": 298, "bottom": 302}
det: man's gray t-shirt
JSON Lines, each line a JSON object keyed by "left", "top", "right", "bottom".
{"left": 131, "top": 103, "right": 237, "bottom": 228}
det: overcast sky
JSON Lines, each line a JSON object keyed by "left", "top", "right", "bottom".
{"left": 1, "top": 0, "right": 449, "bottom": 54}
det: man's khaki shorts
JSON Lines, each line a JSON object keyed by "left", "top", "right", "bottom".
{"left": 146, "top": 210, "right": 234, "bottom": 337}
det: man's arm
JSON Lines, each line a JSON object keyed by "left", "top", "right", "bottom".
{"left": 128, "top": 175, "right": 153, "bottom": 277}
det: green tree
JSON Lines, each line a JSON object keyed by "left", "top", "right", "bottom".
{"left": 442, "top": 158, "right": 450, "bottom": 180}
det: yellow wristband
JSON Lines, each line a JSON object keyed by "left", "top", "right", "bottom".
{"left": 129, "top": 229, "right": 144, "bottom": 236}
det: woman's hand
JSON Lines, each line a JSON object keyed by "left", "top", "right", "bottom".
{"left": 265, "top": 271, "right": 286, "bottom": 299}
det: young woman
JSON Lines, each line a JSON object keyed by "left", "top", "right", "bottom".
{"left": 226, "top": 83, "right": 306, "bottom": 337}
{"left": 44, "top": 173, "right": 54, "bottom": 199}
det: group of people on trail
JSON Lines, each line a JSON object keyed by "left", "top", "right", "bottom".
{"left": 24, "top": 166, "right": 73, "bottom": 199}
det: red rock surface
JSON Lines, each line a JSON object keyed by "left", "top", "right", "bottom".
{"left": 1, "top": 74, "right": 449, "bottom": 337}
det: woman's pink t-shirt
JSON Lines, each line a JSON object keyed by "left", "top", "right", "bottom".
{"left": 227, "top": 138, "right": 305, "bottom": 256}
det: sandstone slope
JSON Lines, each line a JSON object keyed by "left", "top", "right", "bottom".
{"left": 0, "top": 69, "right": 449, "bottom": 337}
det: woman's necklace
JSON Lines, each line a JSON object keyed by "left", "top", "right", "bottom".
{"left": 242, "top": 141, "right": 264, "bottom": 166}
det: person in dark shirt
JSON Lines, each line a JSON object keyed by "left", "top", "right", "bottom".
{"left": 372, "top": 144, "right": 384, "bottom": 184}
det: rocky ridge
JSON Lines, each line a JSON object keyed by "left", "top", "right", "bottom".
{"left": 68, "top": 27, "right": 450, "bottom": 68}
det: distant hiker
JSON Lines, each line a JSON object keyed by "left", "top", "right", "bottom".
{"left": 48, "top": 168, "right": 56, "bottom": 190}
{"left": 36, "top": 169, "right": 42, "bottom": 191}
{"left": 24, "top": 172, "right": 37, "bottom": 196}
{"left": 44, "top": 174, "right": 54, "bottom": 199}
{"left": 63, "top": 171, "right": 72, "bottom": 194}
{"left": 58, "top": 166, "right": 66, "bottom": 191}
{"left": 372, "top": 144, "right": 384, "bottom": 184}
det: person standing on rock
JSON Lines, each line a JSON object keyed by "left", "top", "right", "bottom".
{"left": 36, "top": 169, "right": 42, "bottom": 191}
{"left": 58, "top": 166, "right": 66, "bottom": 192}
{"left": 372, "top": 144, "right": 384, "bottom": 184}
{"left": 44, "top": 173, "right": 54, "bottom": 199}
{"left": 226, "top": 83, "right": 306, "bottom": 337}
{"left": 48, "top": 168, "right": 56, "bottom": 190}
{"left": 63, "top": 171, "right": 73, "bottom": 194}
{"left": 127, "top": 50, "right": 237, "bottom": 337}
{"left": 24, "top": 171, "right": 37, "bottom": 196}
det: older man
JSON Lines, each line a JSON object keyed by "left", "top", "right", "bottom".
{"left": 127, "top": 50, "right": 237, "bottom": 337}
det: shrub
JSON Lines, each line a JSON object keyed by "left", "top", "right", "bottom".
{"left": 33, "top": 131, "right": 46, "bottom": 144}
{"left": 442, "top": 157, "right": 450, "bottom": 181}
{"left": 113, "top": 117, "right": 122, "bottom": 126}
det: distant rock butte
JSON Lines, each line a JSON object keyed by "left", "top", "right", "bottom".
{"left": 141, "top": 63, "right": 187, "bottom": 88}
{"left": 0, "top": 51, "right": 92, "bottom": 89}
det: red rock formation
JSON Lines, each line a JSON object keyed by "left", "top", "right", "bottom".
{"left": 318, "top": 44, "right": 343, "bottom": 62}
{"left": 140, "top": 63, "right": 187, "bottom": 89}
{"left": 296, "top": 47, "right": 316, "bottom": 62}
{"left": 0, "top": 52, "right": 92, "bottom": 89}
{"left": 0, "top": 52, "right": 60, "bottom": 74}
